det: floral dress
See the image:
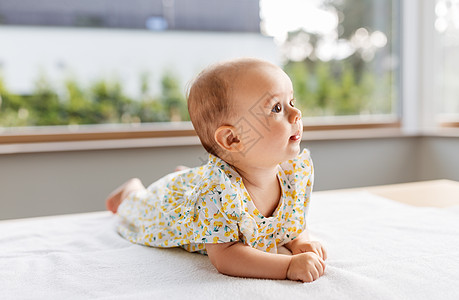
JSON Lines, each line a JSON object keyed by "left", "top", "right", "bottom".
{"left": 117, "top": 149, "right": 314, "bottom": 254}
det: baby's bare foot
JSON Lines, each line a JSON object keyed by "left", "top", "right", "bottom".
{"left": 105, "top": 188, "right": 123, "bottom": 213}
{"left": 105, "top": 178, "right": 144, "bottom": 213}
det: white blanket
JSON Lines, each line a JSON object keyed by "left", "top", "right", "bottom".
{"left": 1, "top": 192, "right": 459, "bottom": 299}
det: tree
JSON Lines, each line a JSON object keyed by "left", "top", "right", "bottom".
{"left": 160, "top": 71, "right": 189, "bottom": 122}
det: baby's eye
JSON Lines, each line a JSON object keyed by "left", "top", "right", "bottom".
{"left": 271, "top": 103, "right": 282, "bottom": 113}
{"left": 290, "top": 99, "right": 295, "bottom": 107}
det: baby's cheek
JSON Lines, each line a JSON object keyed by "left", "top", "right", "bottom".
{"left": 270, "top": 124, "right": 290, "bottom": 139}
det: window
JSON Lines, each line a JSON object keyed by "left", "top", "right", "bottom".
{"left": 434, "top": 0, "right": 459, "bottom": 126}
{"left": 262, "top": 0, "right": 400, "bottom": 122}
{"left": 0, "top": 0, "right": 400, "bottom": 140}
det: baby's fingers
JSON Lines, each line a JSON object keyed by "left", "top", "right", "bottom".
{"left": 310, "top": 247, "right": 324, "bottom": 261}
{"left": 306, "top": 271, "right": 318, "bottom": 282}
{"left": 312, "top": 242, "right": 328, "bottom": 261}
{"left": 321, "top": 245, "right": 328, "bottom": 260}
{"left": 303, "top": 256, "right": 325, "bottom": 282}
{"left": 306, "top": 258, "right": 324, "bottom": 282}
{"left": 313, "top": 247, "right": 324, "bottom": 260}
{"left": 316, "top": 256, "right": 325, "bottom": 275}
{"left": 302, "top": 272, "right": 314, "bottom": 283}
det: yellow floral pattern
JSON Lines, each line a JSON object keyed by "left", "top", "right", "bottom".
{"left": 117, "top": 149, "right": 313, "bottom": 254}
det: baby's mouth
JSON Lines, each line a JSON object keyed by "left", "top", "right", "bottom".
{"left": 289, "top": 129, "right": 301, "bottom": 141}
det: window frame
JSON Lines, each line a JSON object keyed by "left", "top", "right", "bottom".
{"left": 0, "top": 119, "right": 401, "bottom": 145}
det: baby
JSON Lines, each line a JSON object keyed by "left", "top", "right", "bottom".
{"left": 106, "top": 58, "right": 327, "bottom": 282}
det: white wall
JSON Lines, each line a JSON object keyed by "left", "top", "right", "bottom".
{"left": 308, "top": 136, "right": 420, "bottom": 190}
{"left": 418, "top": 136, "right": 459, "bottom": 181}
{"left": 0, "top": 26, "right": 279, "bottom": 97}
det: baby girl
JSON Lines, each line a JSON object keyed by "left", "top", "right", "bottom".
{"left": 106, "top": 58, "right": 327, "bottom": 282}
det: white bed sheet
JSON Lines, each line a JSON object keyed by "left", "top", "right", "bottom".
{"left": 1, "top": 192, "right": 459, "bottom": 299}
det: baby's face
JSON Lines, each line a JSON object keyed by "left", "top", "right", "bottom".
{"left": 229, "top": 63, "right": 303, "bottom": 168}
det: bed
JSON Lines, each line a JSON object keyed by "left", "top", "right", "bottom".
{"left": 1, "top": 180, "right": 459, "bottom": 299}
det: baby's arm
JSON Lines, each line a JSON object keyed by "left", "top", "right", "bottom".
{"left": 285, "top": 230, "right": 328, "bottom": 260}
{"left": 206, "top": 242, "right": 325, "bottom": 282}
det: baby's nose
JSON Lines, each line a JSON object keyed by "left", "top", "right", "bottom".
{"left": 290, "top": 108, "right": 302, "bottom": 123}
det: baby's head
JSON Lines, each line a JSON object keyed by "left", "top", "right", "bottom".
{"left": 187, "top": 58, "right": 302, "bottom": 165}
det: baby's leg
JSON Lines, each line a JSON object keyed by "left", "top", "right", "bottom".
{"left": 105, "top": 178, "right": 145, "bottom": 213}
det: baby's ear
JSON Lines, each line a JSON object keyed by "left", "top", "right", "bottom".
{"left": 214, "top": 125, "right": 242, "bottom": 152}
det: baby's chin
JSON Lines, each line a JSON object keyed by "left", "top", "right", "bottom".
{"left": 291, "top": 143, "right": 301, "bottom": 155}
{"left": 292, "top": 149, "right": 301, "bottom": 159}
{"left": 280, "top": 148, "right": 301, "bottom": 163}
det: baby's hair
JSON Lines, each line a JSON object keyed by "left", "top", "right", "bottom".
{"left": 187, "top": 57, "right": 274, "bottom": 157}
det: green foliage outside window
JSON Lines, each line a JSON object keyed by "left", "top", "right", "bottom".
{"left": 285, "top": 60, "right": 394, "bottom": 117}
{"left": 0, "top": 62, "right": 394, "bottom": 127}
{"left": 0, "top": 71, "right": 189, "bottom": 127}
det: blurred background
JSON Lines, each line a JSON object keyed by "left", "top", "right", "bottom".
{"left": 0, "top": 0, "right": 401, "bottom": 126}
{"left": 0, "top": 0, "right": 458, "bottom": 220}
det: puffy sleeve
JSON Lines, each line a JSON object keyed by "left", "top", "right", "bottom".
{"left": 189, "top": 167, "right": 242, "bottom": 245}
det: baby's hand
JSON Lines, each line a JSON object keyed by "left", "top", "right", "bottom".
{"left": 289, "top": 240, "right": 327, "bottom": 260}
{"left": 286, "top": 252, "right": 326, "bottom": 282}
